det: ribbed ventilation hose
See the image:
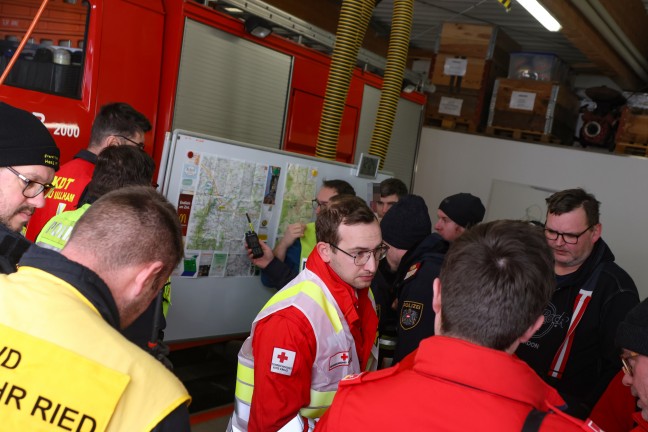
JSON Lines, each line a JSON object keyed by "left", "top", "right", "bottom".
{"left": 315, "top": 0, "right": 374, "bottom": 160}
{"left": 368, "top": 0, "right": 414, "bottom": 169}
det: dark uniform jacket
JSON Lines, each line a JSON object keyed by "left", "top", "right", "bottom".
{"left": 0, "top": 223, "right": 31, "bottom": 274}
{"left": 516, "top": 238, "right": 639, "bottom": 419}
{"left": 393, "top": 233, "right": 448, "bottom": 363}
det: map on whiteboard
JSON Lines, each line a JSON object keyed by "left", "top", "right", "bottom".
{"left": 183, "top": 152, "right": 269, "bottom": 277}
{"left": 277, "top": 163, "right": 318, "bottom": 237}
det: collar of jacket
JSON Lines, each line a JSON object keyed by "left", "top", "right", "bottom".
{"left": 414, "top": 336, "right": 568, "bottom": 411}
{"left": 19, "top": 245, "right": 121, "bottom": 329}
{"left": 73, "top": 148, "right": 98, "bottom": 164}
{"left": 0, "top": 223, "right": 31, "bottom": 274}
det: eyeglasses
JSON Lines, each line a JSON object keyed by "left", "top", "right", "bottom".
{"left": 312, "top": 199, "right": 329, "bottom": 210}
{"left": 621, "top": 351, "right": 639, "bottom": 377}
{"left": 114, "top": 134, "right": 145, "bottom": 150}
{"left": 543, "top": 225, "right": 594, "bottom": 245}
{"left": 5, "top": 166, "right": 55, "bottom": 198}
{"left": 329, "top": 243, "right": 389, "bottom": 266}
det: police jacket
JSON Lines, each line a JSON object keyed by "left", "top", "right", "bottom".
{"left": 0, "top": 247, "right": 191, "bottom": 432}
{"left": 393, "top": 233, "right": 448, "bottom": 363}
{"left": 0, "top": 223, "right": 30, "bottom": 274}
{"left": 516, "top": 238, "right": 639, "bottom": 418}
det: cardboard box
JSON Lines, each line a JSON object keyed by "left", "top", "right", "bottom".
{"left": 487, "top": 78, "right": 579, "bottom": 144}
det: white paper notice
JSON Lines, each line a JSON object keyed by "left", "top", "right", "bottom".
{"left": 443, "top": 58, "right": 468, "bottom": 77}
{"left": 509, "top": 91, "right": 536, "bottom": 111}
{"left": 439, "top": 97, "right": 463, "bottom": 116}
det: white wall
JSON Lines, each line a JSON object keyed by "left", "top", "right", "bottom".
{"left": 413, "top": 127, "right": 648, "bottom": 298}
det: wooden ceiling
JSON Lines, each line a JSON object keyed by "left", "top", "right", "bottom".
{"left": 262, "top": 0, "right": 648, "bottom": 91}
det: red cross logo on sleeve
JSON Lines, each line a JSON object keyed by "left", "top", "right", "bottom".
{"left": 271, "top": 347, "right": 296, "bottom": 376}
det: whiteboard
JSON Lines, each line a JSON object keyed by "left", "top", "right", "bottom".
{"left": 160, "top": 130, "right": 390, "bottom": 342}
{"left": 485, "top": 179, "right": 557, "bottom": 224}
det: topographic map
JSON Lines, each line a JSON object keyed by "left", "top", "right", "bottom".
{"left": 277, "top": 163, "right": 318, "bottom": 237}
{"left": 184, "top": 153, "right": 268, "bottom": 277}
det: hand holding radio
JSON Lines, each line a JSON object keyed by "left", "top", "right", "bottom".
{"left": 245, "top": 213, "right": 264, "bottom": 259}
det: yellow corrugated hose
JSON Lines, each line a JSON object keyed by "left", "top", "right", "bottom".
{"left": 315, "top": 0, "right": 374, "bottom": 160}
{"left": 368, "top": 0, "right": 414, "bottom": 169}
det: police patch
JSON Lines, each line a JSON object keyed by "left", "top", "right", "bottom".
{"left": 400, "top": 301, "right": 423, "bottom": 330}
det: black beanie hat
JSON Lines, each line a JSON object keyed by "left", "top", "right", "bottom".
{"left": 616, "top": 299, "right": 648, "bottom": 356}
{"left": 380, "top": 194, "right": 431, "bottom": 250}
{"left": 0, "top": 102, "right": 60, "bottom": 170}
{"left": 438, "top": 193, "right": 485, "bottom": 228}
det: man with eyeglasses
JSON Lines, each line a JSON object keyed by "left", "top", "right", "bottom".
{"left": 589, "top": 297, "right": 648, "bottom": 432}
{"left": 516, "top": 188, "right": 639, "bottom": 419}
{"left": 252, "top": 179, "right": 356, "bottom": 290}
{"left": 229, "top": 195, "right": 381, "bottom": 432}
{"left": 0, "top": 102, "right": 59, "bottom": 273}
{"left": 25, "top": 102, "right": 151, "bottom": 241}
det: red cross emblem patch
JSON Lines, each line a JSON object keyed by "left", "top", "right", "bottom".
{"left": 271, "top": 347, "right": 296, "bottom": 376}
{"left": 329, "top": 351, "right": 351, "bottom": 370}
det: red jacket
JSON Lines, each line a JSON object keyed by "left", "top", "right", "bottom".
{"left": 590, "top": 370, "right": 641, "bottom": 432}
{"left": 25, "top": 150, "right": 96, "bottom": 240}
{"left": 315, "top": 336, "right": 601, "bottom": 432}
{"left": 248, "top": 249, "right": 378, "bottom": 431}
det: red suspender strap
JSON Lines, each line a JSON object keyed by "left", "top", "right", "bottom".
{"left": 548, "top": 289, "right": 593, "bottom": 379}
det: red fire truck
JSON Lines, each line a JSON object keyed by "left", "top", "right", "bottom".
{"left": 0, "top": 0, "right": 424, "bottom": 169}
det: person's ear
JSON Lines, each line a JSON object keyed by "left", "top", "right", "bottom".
{"left": 520, "top": 315, "right": 544, "bottom": 343}
{"left": 316, "top": 242, "right": 331, "bottom": 263}
{"left": 131, "top": 261, "right": 165, "bottom": 298}
{"left": 591, "top": 223, "right": 602, "bottom": 243}
{"left": 432, "top": 278, "right": 442, "bottom": 315}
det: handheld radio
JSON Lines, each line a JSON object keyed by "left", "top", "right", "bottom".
{"left": 245, "top": 213, "right": 264, "bottom": 259}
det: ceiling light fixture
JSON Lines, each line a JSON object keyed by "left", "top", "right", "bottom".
{"left": 516, "top": 0, "right": 562, "bottom": 32}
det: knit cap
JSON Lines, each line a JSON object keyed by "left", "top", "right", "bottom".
{"left": 438, "top": 193, "right": 485, "bottom": 228}
{"left": 0, "top": 102, "right": 59, "bottom": 170}
{"left": 616, "top": 298, "right": 648, "bottom": 356}
{"left": 380, "top": 194, "right": 431, "bottom": 250}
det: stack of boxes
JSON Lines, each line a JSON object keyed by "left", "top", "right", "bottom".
{"left": 614, "top": 94, "right": 648, "bottom": 156}
{"left": 425, "top": 22, "right": 519, "bottom": 132}
{"left": 486, "top": 52, "right": 579, "bottom": 145}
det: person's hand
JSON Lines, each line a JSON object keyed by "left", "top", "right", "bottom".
{"left": 246, "top": 239, "right": 274, "bottom": 269}
{"left": 279, "top": 223, "right": 306, "bottom": 247}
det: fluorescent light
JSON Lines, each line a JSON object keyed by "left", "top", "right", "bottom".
{"left": 516, "top": 0, "right": 562, "bottom": 32}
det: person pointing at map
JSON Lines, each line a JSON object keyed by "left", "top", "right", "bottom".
{"left": 248, "top": 179, "right": 355, "bottom": 290}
